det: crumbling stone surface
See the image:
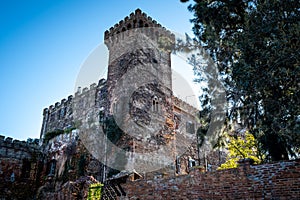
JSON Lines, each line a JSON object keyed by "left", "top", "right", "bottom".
{"left": 36, "top": 176, "right": 98, "bottom": 200}
{"left": 0, "top": 136, "right": 41, "bottom": 199}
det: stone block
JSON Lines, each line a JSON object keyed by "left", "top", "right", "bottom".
{"left": 0, "top": 135, "right": 5, "bottom": 141}
{"left": 5, "top": 137, "right": 13, "bottom": 143}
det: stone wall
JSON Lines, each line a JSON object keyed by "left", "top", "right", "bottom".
{"left": 40, "top": 78, "right": 107, "bottom": 142}
{"left": 118, "top": 159, "right": 300, "bottom": 200}
{"left": 0, "top": 133, "right": 106, "bottom": 199}
{"left": 0, "top": 135, "right": 42, "bottom": 199}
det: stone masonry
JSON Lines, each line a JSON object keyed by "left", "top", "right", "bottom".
{"left": 1, "top": 8, "right": 299, "bottom": 200}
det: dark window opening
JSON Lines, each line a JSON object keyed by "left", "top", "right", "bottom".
{"left": 186, "top": 121, "right": 195, "bottom": 134}
{"left": 48, "top": 159, "right": 56, "bottom": 176}
{"left": 138, "top": 20, "right": 144, "bottom": 27}
{"left": 99, "top": 110, "right": 105, "bottom": 124}
{"left": 152, "top": 97, "right": 159, "bottom": 112}
{"left": 57, "top": 110, "right": 61, "bottom": 120}
{"left": 188, "top": 157, "right": 196, "bottom": 168}
{"left": 176, "top": 156, "right": 181, "bottom": 174}
{"left": 21, "top": 158, "right": 31, "bottom": 179}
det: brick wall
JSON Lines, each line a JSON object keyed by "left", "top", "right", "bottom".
{"left": 119, "top": 159, "right": 300, "bottom": 200}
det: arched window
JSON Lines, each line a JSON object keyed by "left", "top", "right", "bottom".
{"left": 152, "top": 96, "right": 159, "bottom": 112}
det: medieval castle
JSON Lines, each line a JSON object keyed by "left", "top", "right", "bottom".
{"left": 0, "top": 9, "right": 299, "bottom": 200}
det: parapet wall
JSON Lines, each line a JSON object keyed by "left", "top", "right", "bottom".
{"left": 173, "top": 96, "right": 199, "bottom": 117}
{"left": 104, "top": 9, "right": 174, "bottom": 42}
{"left": 40, "top": 79, "right": 107, "bottom": 141}
{"left": 0, "top": 135, "right": 40, "bottom": 160}
{"left": 0, "top": 135, "right": 41, "bottom": 199}
{"left": 120, "top": 159, "right": 300, "bottom": 199}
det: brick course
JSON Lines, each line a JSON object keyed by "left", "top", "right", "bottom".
{"left": 119, "top": 159, "right": 300, "bottom": 200}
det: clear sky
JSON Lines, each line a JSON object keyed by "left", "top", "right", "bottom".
{"left": 0, "top": 0, "right": 195, "bottom": 141}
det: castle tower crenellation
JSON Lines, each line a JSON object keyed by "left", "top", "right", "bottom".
{"left": 104, "top": 9, "right": 166, "bottom": 40}
{"left": 39, "top": 79, "right": 107, "bottom": 141}
{"left": 104, "top": 8, "right": 175, "bottom": 50}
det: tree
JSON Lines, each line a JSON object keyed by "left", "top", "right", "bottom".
{"left": 218, "top": 131, "right": 263, "bottom": 169}
{"left": 182, "top": 0, "right": 300, "bottom": 161}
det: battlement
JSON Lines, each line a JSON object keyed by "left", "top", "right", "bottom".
{"left": 0, "top": 135, "right": 40, "bottom": 161}
{"left": 104, "top": 9, "right": 175, "bottom": 48}
{"left": 0, "top": 135, "right": 39, "bottom": 148}
{"left": 75, "top": 79, "right": 106, "bottom": 97}
{"left": 172, "top": 96, "right": 199, "bottom": 117}
{"left": 105, "top": 9, "right": 161, "bottom": 39}
{"left": 44, "top": 79, "right": 107, "bottom": 115}
{"left": 40, "top": 79, "right": 108, "bottom": 141}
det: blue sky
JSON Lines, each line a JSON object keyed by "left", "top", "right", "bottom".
{"left": 0, "top": 0, "right": 195, "bottom": 140}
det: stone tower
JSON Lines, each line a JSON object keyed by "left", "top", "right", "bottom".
{"left": 103, "top": 9, "right": 178, "bottom": 172}
{"left": 104, "top": 8, "right": 175, "bottom": 99}
{"left": 104, "top": 8, "right": 175, "bottom": 113}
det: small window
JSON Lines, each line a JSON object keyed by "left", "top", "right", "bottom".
{"left": 152, "top": 96, "right": 159, "bottom": 112}
{"left": 50, "top": 113, "right": 55, "bottom": 121}
{"left": 99, "top": 110, "right": 104, "bottom": 124}
{"left": 48, "top": 159, "right": 56, "bottom": 176}
{"left": 57, "top": 109, "right": 61, "bottom": 120}
{"left": 21, "top": 158, "right": 31, "bottom": 179}
{"left": 113, "top": 103, "right": 118, "bottom": 113}
{"left": 186, "top": 121, "right": 195, "bottom": 134}
{"left": 176, "top": 156, "right": 181, "bottom": 174}
{"left": 10, "top": 172, "right": 15, "bottom": 182}
{"left": 60, "top": 108, "right": 65, "bottom": 118}
{"left": 188, "top": 157, "right": 196, "bottom": 168}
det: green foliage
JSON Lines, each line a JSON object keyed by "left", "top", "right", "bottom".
{"left": 63, "top": 126, "right": 76, "bottom": 134}
{"left": 43, "top": 126, "right": 76, "bottom": 143}
{"left": 88, "top": 183, "right": 103, "bottom": 200}
{"left": 43, "top": 129, "right": 64, "bottom": 142}
{"left": 219, "top": 132, "right": 263, "bottom": 169}
{"left": 184, "top": 0, "right": 300, "bottom": 160}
